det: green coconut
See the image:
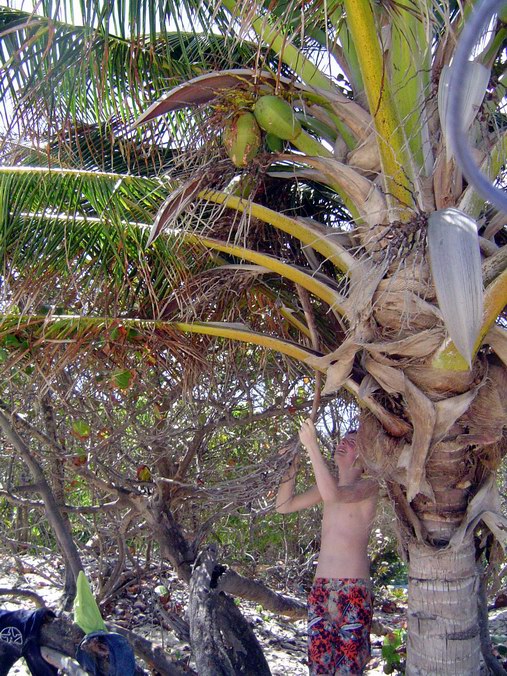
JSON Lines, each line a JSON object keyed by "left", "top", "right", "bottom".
{"left": 265, "top": 132, "right": 284, "bottom": 152}
{"left": 223, "top": 111, "right": 262, "bottom": 168}
{"left": 253, "top": 95, "right": 302, "bottom": 141}
{"left": 254, "top": 95, "right": 333, "bottom": 158}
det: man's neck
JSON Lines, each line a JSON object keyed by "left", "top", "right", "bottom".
{"left": 338, "top": 470, "right": 363, "bottom": 487}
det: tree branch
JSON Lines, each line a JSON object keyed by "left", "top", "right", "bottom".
{"left": 216, "top": 567, "right": 306, "bottom": 620}
{"left": 0, "top": 409, "right": 84, "bottom": 580}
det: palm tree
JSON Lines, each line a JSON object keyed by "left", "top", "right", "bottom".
{"left": 0, "top": 0, "right": 506, "bottom": 672}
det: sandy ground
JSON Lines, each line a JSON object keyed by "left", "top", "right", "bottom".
{"left": 5, "top": 556, "right": 507, "bottom": 675}
{"left": 0, "top": 557, "right": 431, "bottom": 675}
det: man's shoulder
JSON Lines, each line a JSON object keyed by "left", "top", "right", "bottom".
{"left": 347, "top": 477, "right": 379, "bottom": 501}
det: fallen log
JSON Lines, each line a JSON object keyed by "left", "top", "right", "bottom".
{"left": 39, "top": 611, "right": 196, "bottom": 675}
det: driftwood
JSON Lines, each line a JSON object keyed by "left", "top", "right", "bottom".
{"left": 215, "top": 568, "right": 306, "bottom": 620}
{"left": 38, "top": 612, "right": 196, "bottom": 675}
{"left": 188, "top": 545, "right": 271, "bottom": 676}
{"left": 0, "top": 588, "right": 45, "bottom": 606}
{"left": 41, "top": 647, "right": 89, "bottom": 675}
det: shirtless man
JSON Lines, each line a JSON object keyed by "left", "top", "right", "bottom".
{"left": 276, "top": 418, "right": 378, "bottom": 675}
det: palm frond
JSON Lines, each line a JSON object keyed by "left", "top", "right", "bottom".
{"left": 0, "top": 5, "right": 265, "bottom": 138}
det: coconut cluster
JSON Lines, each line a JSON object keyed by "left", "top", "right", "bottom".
{"left": 222, "top": 95, "right": 302, "bottom": 168}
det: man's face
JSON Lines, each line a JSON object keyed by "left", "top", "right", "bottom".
{"left": 334, "top": 432, "right": 360, "bottom": 470}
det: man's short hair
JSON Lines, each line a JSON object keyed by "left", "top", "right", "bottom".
{"left": 331, "top": 427, "right": 358, "bottom": 441}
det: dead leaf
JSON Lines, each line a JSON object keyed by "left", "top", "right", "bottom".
{"left": 320, "top": 340, "right": 359, "bottom": 395}
{"left": 404, "top": 379, "right": 436, "bottom": 503}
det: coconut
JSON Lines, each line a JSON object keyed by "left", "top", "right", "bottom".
{"left": 253, "top": 95, "right": 302, "bottom": 141}
{"left": 265, "top": 132, "right": 284, "bottom": 152}
{"left": 254, "top": 95, "right": 333, "bottom": 158}
{"left": 222, "top": 111, "right": 262, "bottom": 168}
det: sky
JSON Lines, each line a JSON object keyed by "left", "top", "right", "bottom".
{"left": 7, "top": 0, "right": 85, "bottom": 25}
{"left": 3, "top": 0, "right": 341, "bottom": 81}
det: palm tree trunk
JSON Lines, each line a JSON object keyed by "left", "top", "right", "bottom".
{"left": 406, "top": 536, "right": 480, "bottom": 675}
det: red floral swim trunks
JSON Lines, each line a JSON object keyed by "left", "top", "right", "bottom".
{"left": 307, "top": 578, "right": 373, "bottom": 675}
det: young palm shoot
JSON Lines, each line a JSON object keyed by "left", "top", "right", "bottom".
{"left": 428, "top": 208, "right": 484, "bottom": 368}
{"left": 438, "top": 62, "right": 490, "bottom": 162}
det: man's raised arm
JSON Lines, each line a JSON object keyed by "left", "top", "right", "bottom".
{"left": 299, "top": 418, "right": 379, "bottom": 505}
{"left": 299, "top": 418, "right": 342, "bottom": 502}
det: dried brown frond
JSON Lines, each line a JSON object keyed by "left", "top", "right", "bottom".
{"left": 461, "top": 357, "right": 507, "bottom": 456}
{"left": 357, "top": 411, "right": 406, "bottom": 477}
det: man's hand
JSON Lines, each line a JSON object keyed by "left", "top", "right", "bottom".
{"left": 298, "top": 418, "right": 319, "bottom": 451}
{"left": 278, "top": 442, "right": 299, "bottom": 477}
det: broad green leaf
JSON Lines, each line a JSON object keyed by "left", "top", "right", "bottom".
{"left": 71, "top": 420, "right": 91, "bottom": 440}
{"left": 3, "top": 335, "right": 21, "bottom": 348}
{"left": 112, "top": 369, "right": 134, "bottom": 390}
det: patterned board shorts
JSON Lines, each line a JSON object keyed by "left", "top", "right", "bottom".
{"left": 307, "top": 578, "right": 373, "bottom": 675}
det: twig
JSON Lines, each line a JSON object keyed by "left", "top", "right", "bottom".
{"left": 0, "top": 587, "right": 45, "bottom": 606}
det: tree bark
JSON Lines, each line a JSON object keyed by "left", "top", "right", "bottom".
{"left": 406, "top": 536, "right": 480, "bottom": 675}
{"left": 478, "top": 569, "right": 507, "bottom": 675}
{"left": 144, "top": 487, "right": 306, "bottom": 617}
{"left": 216, "top": 567, "right": 306, "bottom": 619}
{"left": 188, "top": 545, "right": 271, "bottom": 676}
